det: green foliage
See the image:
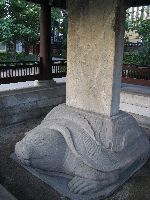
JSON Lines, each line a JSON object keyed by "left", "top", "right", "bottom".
{"left": 136, "top": 19, "right": 150, "bottom": 66}
{"left": 60, "top": 12, "right": 68, "bottom": 57}
{"left": 123, "top": 52, "right": 150, "bottom": 66}
{"left": 0, "top": 52, "right": 38, "bottom": 62}
{"left": 51, "top": 8, "right": 63, "bottom": 32}
{"left": 124, "top": 7, "right": 150, "bottom": 66}
{"left": 0, "top": 0, "right": 68, "bottom": 58}
{"left": 0, "top": 1, "right": 5, "bottom": 18}
{"left": 16, "top": 52, "right": 38, "bottom": 61}
{"left": 51, "top": 8, "right": 68, "bottom": 57}
{"left": 51, "top": 8, "right": 67, "bottom": 39}
{"left": 0, "top": 52, "right": 15, "bottom": 62}
{"left": 0, "top": 0, "right": 40, "bottom": 49}
{"left": 137, "top": 19, "right": 150, "bottom": 42}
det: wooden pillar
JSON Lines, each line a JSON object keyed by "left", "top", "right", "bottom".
{"left": 40, "top": 0, "right": 51, "bottom": 80}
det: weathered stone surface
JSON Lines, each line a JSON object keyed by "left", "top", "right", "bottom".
{"left": 0, "top": 184, "right": 17, "bottom": 200}
{"left": 15, "top": 104, "right": 150, "bottom": 200}
{"left": 66, "top": 0, "right": 126, "bottom": 116}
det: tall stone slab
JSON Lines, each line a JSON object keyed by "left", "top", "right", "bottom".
{"left": 14, "top": 1, "right": 150, "bottom": 200}
{"left": 67, "top": 0, "right": 125, "bottom": 116}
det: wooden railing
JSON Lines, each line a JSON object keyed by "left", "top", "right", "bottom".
{"left": 0, "top": 61, "right": 149, "bottom": 87}
{"left": 0, "top": 61, "right": 41, "bottom": 84}
{"left": 0, "top": 60, "right": 67, "bottom": 84}
{"left": 122, "top": 64, "right": 150, "bottom": 87}
{"left": 52, "top": 60, "right": 67, "bottom": 78}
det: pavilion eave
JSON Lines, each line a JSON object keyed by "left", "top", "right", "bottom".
{"left": 128, "top": 0, "right": 150, "bottom": 7}
{"left": 25, "top": 0, "right": 66, "bottom": 9}
{"left": 26, "top": 0, "right": 150, "bottom": 8}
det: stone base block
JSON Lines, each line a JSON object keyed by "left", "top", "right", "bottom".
{"left": 34, "top": 79, "right": 56, "bottom": 87}
{"left": 14, "top": 104, "right": 150, "bottom": 200}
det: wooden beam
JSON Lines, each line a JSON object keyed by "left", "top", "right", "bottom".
{"left": 25, "top": 0, "right": 44, "bottom": 4}
{"left": 52, "top": 0, "right": 66, "bottom": 9}
{"left": 26, "top": 0, "right": 150, "bottom": 8}
{"left": 40, "top": 1, "right": 51, "bottom": 80}
{"left": 127, "top": 0, "right": 150, "bottom": 7}
{"left": 25, "top": 0, "right": 67, "bottom": 9}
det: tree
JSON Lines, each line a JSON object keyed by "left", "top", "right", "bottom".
{"left": 0, "top": 0, "right": 40, "bottom": 53}
{"left": 135, "top": 19, "right": 150, "bottom": 66}
{"left": 51, "top": 7, "right": 68, "bottom": 57}
{"left": 124, "top": 7, "right": 150, "bottom": 66}
{"left": 0, "top": 1, "right": 5, "bottom": 18}
{"left": 0, "top": 0, "right": 68, "bottom": 58}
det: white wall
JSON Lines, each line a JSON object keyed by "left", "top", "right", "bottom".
{"left": 120, "top": 84, "right": 150, "bottom": 129}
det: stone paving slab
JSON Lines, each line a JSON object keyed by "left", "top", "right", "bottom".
{"left": 0, "top": 184, "right": 17, "bottom": 200}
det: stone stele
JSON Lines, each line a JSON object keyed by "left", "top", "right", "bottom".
{"left": 14, "top": 0, "right": 150, "bottom": 199}
{"left": 15, "top": 104, "right": 150, "bottom": 200}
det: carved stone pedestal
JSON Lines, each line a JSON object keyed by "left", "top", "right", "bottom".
{"left": 15, "top": 104, "right": 150, "bottom": 200}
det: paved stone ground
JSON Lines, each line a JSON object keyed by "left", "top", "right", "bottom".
{"left": 0, "top": 118, "right": 150, "bottom": 200}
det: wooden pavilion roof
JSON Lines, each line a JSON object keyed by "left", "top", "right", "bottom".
{"left": 26, "top": 0, "right": 150, "bottom": 9}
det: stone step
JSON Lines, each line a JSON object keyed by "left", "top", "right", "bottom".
{"left": 0, "top": 184, "right": 17, "bottom": 200}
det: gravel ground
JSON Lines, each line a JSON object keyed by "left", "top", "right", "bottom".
{"left": 0, "top": 119, "right": 150, "bottom": 200}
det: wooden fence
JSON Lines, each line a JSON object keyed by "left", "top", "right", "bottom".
{"left": 52, "top": 60, "right": 67, "bottom": 78}
{"left": 0, "top": 61, "right": 41, "bottom": 84}
{"left": 0, "top": 60, "right": 67, "bottom": 84}
{"left": 122, "top": 64, "right": 150, "bottom": 87}
{"left": 0, "top": 61, "right": 150, "bottom": 87}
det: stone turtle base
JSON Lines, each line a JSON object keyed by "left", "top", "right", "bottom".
{"left": 11, "top": 152, "right": 149, "bottom": 200}
{"left": 0, "top": 117, "right": 150, "bottom": 200}
{"left": 13, "top": 104, "right": 150, "bottom": 200}
{"left": 0, "top": 184, "right": 17, "bottom": 200}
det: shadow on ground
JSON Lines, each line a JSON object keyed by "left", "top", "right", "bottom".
{"left": 0, "top": 119, "right": 150, "bottom": 200}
